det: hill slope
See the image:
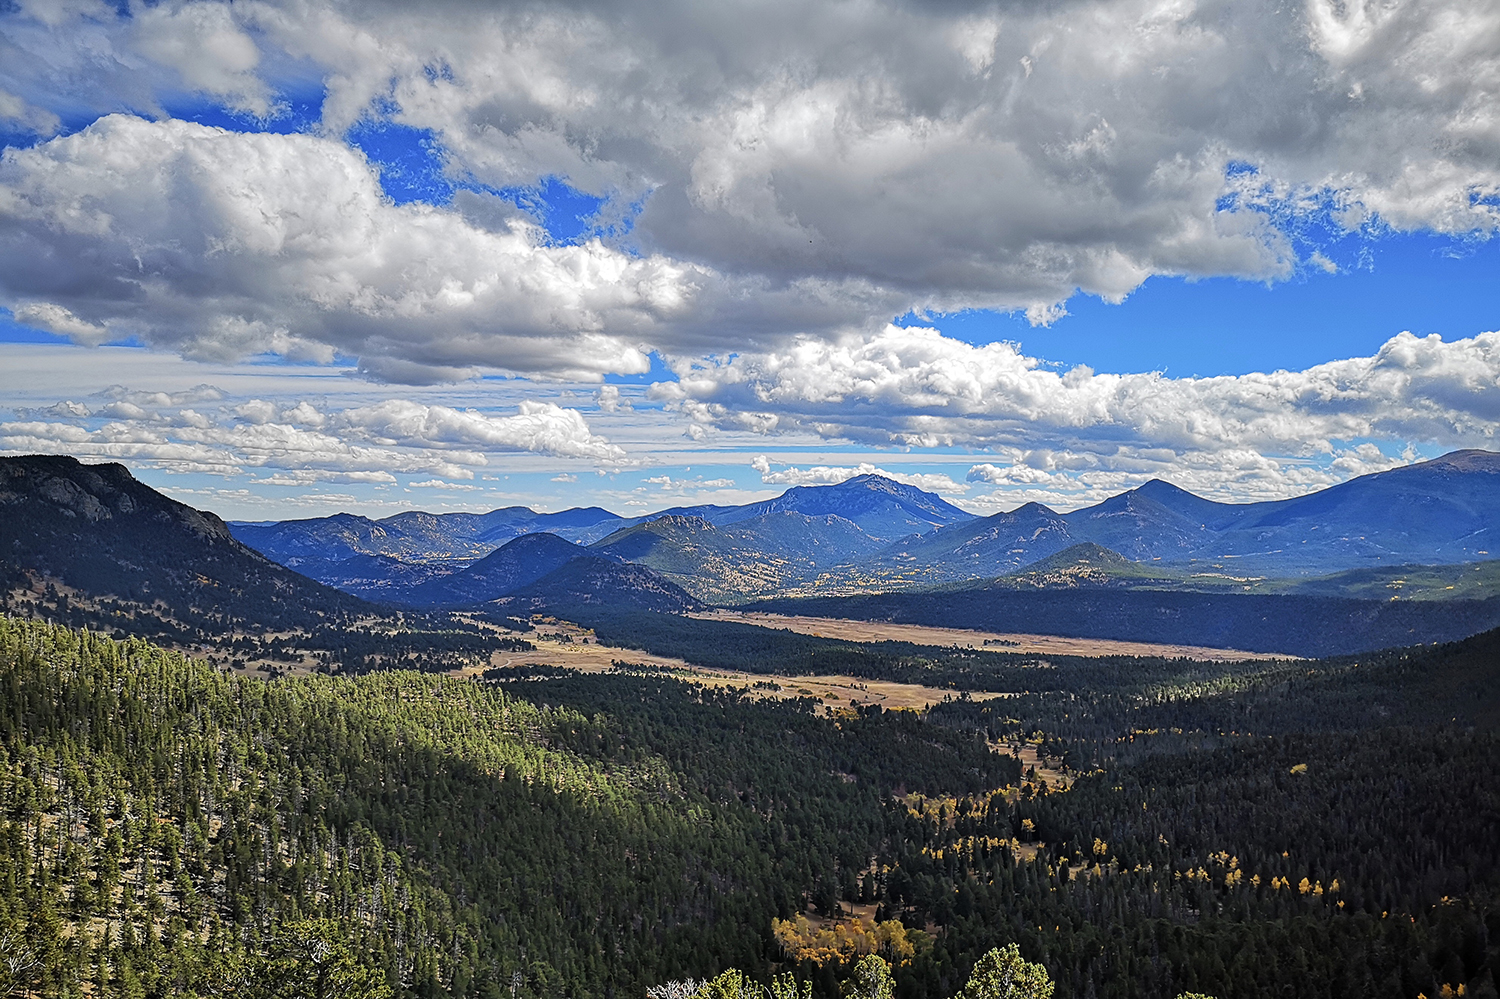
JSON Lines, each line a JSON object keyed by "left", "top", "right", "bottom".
{"left": 495, "top": 556, "right": 707, "bottom": 614}
{"left": 589, "top": 511, "right": 886, "bottom": 601}
{"left": 2, "top": 616, "right": 1001, "bottom": 995}
{"left": 0, "top": 454, "right": 368, "bottom": 635}
{"left": 406, "top": 532, "right": 590, "bottom": 606}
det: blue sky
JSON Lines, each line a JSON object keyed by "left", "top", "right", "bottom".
{"left": 1, "top": 0, "right": 1498, "bottom": 520}
{"left": 932, "top": 233, "right": 1500, "bottom": 377}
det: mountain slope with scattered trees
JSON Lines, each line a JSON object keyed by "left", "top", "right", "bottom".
{"left": 3, "top": 615, "right": 1497, "bottom": 998}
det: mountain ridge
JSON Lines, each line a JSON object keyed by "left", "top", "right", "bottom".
{"left": 141, "top": 449, "right": 1500, "bottom": 605}
{"left": 0, "top": 454, "right": 370, "bottom": 638}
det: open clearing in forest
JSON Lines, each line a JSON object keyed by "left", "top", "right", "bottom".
{"left": 465, "top": 620, "right": 1000, "bottom": 712}
{"left": 693, "top": 610, "right": 1286, "bottom": 661}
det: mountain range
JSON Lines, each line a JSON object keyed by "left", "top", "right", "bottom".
{"left": 0, "top": 455, "right": 702, "bottom": 638}
{"left": 229, "top": 450, "right": 1500, "bottom": 604}
{"left": 5, "top": 451, "right": 1500, "bottom": 657}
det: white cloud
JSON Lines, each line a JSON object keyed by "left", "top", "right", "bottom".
{"left": 99, "top": 384, "right": 227, "bottom": 407}
{"left": 407, "top": 478, "right": 479, "bottom": 490}
{"left": 2, "top": 0, "right": 1499, "bottom": 360}
{"left": 40, "top": 400, "right": 90, "bottom": 418}
{"left": 667, "top": 325, "right": 1500, "bottom": 457}
{"left": 234, "top": 399, "right": 280, "bottom": 425}
{"left": 257, "top": 468, "right": 397, "bottom": 486}
{"left": 12, "top": 303, "right": 111, "bottom": 346}
{"left": 5, "top": 0, "right": 1500, "bottom": 518}
{"left": 0, "top": 392, "right": 629, "bottom": 487}
{"left": 0, "top": 88, "right": 59, "bottom": 136}
{"left": 335, "top": 399, "right": 626, "bottom": 463}
{"left": 641, "top": 473, "right": 741, "bottom": 493}
{"left": 132, "top": 2, "right": 273, "bottom": 116}
{"left": 596, "top": 384, "right": 632, "bottom": 413}
{"left": 0, "top": 116, "right": 883, "bottom": 382}
{"left": 234, "top": 0, "right": 1500, "bottom": 315}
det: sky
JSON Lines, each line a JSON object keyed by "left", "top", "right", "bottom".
{"left": 0, "top": 0, "right": 1498, "bottom": 522}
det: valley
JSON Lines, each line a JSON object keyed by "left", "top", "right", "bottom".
{"left": 690, "top": 610, "right": 1284, "bottom": 661}
{"left": 1, "top": 451, "right": 1498, "bottom": 999}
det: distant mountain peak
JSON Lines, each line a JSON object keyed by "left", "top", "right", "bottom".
{"left": 1009, "top": 501, "right": 1059, "bottom": 516}
{"left": 1132, "top": 479, "right": 1195, "bottom": 500}
{"left": 1413, "top": 449, "right": 1500, "bottom": 474}
{"left": 749, "top": 472, "right": 974, "bottom": 540}
{"left": 834, "top": 472, "right": 910, "bottom": 491}
{"left": 500, "top": 531, "right": 584, "bottom": 553}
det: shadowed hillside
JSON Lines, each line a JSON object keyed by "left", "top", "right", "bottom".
{"left": 0, "top": 454, "right": 368, "bottom": 634}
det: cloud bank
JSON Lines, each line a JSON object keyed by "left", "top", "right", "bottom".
{"left": 3, "top": 0, "right": 1499, "bottom": 513}
{"left": 0, "top": 0, "right": 1498, "bottom": 381}
{"left": 660, "top": 326, "right": 1500, "bottom": 451}
{"left": 0, "top": 392, "right": 625, "bottom": 484}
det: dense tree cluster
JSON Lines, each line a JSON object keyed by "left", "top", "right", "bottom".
{"left": 1, "top": 614, "right": 1496, "bottom": 998}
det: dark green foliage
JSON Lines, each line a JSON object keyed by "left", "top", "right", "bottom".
{"left": 757, "top": 588, "right": 1500, "bottom": 658}
{"left": 0, "top": 617, "right": 1002, "bottom": 998}
{"left": 3, "top": 613, "right": 1498, "bottom": 999}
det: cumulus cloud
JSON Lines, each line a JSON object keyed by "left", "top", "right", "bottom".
{"left": 645, "top": 473, "right": 737, "bottom": 491}
{"left": 239, "top": 0, "right": 1500, "bottom": 311}
{"left": 0, "top": 89, "right": 59, "bottom": 136}
{"left": 13, "top": 303, "right": 111, "bottom": 346}
{"left": 407, "top": 478, "right": 479, "bottom": 490}
{"left": 666, "top": 325, "right": 1500, "bottom": 457}
{"left": 0, "top": 393, "right": 629, "bottom": 483}
{"left": 0, "top": 116, "right": 889, "bottom": 382}
{"left": 333, "top": 400, "right": 626, "bottom": 462}
{"left": 257, "top": 469, "right": 397, "bottom": 486}
{"left": 596, "top": 385, "right": 632, "bottom": 413}
{"left": 2, "top": 0, "right": 1500, "bottom": 363}
{"left": 99, "top": 384, "right": 227, "bottom": 407}
{"left": 131, "top": 2, "right": 274, "bottom": 116}
{"left": 5, "top": 0, "right": 1500, "bottom": 515}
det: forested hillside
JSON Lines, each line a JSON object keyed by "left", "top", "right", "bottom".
{"left": 2, "top": 615, "right": 1497, "bottom": 998}
{"left": 0, "top": 617, "right": 1002, "bottom": 998}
